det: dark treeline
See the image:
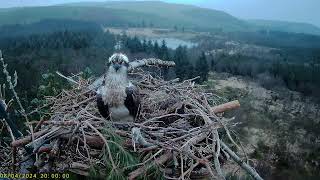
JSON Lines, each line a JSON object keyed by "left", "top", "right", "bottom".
{"left": 1, "top": 19, "right": 319, "bottom": 101}
{"left": 0, "top": 20, "right": 209, "bottom": 110}
{"left": 228, "top": 30, "right": 320, "bottom": 49}
{"left": 198, "top": 30, "right": 320, "bottom": 98}
{"left": 0, "top": 19, "right": 101, "bottom": 39}
{"left": 0, "top": 30, "right": 115, "bottom": 108}
{"left": 119, "top": 34, "right": 209, "bottom": 82}
{"left": 210, "top": 53, "right": 320, "bottom": 98}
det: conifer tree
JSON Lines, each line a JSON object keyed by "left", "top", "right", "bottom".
{"left": 160, "top": 40, "right": 170, "bottom": 79}
{"left": 142, "top": 39, "right": 148, "bottom": 52}
{"left": 160, "top": 40, "right": 169, "bottom": 60}
{"left": 147, "top": 40, "right": 153, "bottom": 54}
{"left": 153, "top": 41, "right": 160, "bottom": 57}
{"left": 195, "top": 52, "right": 209, "bottom": 83}
{"left": 173, "top": 45, "right": 194, "bottom": 80}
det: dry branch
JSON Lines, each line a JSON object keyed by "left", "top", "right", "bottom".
{"left": 0, "top": 66, "right": 262, "bottom": 179}
{"left": 128, "top": 58, "right": 175, "bottom": 71}
{"left": 11, "top": 129, "right": 49, "bottom": 147}
{"left": 220, "top": 141, "right": 263, "bottom": 180}
{"left": 128, "top": 151, "right": 173, "bottom": 180}
{"left": 0, "top": 50, "right": 24, "bottom": 138}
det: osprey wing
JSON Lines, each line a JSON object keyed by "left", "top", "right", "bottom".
{"left": 96, "top": 93, "right": 110, "bottom": 119}
{"left": 125, "top": 84, "right": 140, "bottom": 119}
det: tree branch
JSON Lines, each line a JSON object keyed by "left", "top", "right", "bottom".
{"left": 128, "top": 151, "right": 172, "bottom": 180}
{"left": 220, "top": 141, "right": 263, "bottom": 180}
{"left": 128, "top": 58, "right": 175, "bottom": 71}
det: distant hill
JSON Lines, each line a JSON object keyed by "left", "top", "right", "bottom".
{"left": 0, "top": 1, "right": 319, "bottom": 35}
{"left": 64, "top": 1, "right": 250, "bottom": 31}
{"left": 248, "top": 19, "right": 320, "bottom": 35}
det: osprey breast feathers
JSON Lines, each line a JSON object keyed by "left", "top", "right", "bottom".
{"left": 96, "top": 53, "right": 140, "bottom": 121}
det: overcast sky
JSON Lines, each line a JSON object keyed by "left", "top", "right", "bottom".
{"left": 0, "top": 0, "right": 319, "bottom": 27}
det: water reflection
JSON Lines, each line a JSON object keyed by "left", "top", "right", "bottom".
{"left": 148, "top": 38, "right": 198, "bottom": 49}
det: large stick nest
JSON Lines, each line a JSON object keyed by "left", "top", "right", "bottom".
{"left": 8, "top": 72, "right": 242, "bottom": 179}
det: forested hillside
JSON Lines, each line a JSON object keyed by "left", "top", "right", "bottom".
{"left": 196, "top": 31, "right": 320, "bottom": 98}
{"left": 0, "top": 1, "right": 320, "bottom": 35}
{"left": 0, "top": 20, "right": 210, "bottom": 113}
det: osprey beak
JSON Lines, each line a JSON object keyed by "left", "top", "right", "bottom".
{"left": 113, "top": 64, "right": 121, "bottom": 71}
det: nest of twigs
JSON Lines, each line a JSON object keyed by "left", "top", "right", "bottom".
{"left": 6, "top": 72, "right": 253, "bottom": 179}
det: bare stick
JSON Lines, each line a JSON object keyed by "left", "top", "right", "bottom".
{"left": 4, "top": 121, "right": 15, "bottom": 141}
{"left": 128, "top": 58, "right": 175, "bottom": 71}
{"left": 11, "top": 129, "right": 49, "bottom": 147}
{"left": 56, "top": 71, "right": 80, "bottom": 85}
{"left": 0, "top": 50, "right": 29, "bottom": 121}
{"left": 220, "top": 141, "right": 263, "bottom": 180}
{"left": 213, "top": 130, "right": 225, "bottom": 180}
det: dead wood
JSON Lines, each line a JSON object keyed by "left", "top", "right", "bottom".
{"left": 128, "top": 151, "right": 173, "bottom": 180}
{"left": 11, "top": 129, "right": 49, "bottom": 147}
{"left": 128, "top": 58, "right": 175, "bottom": 71}
{"left": 1, "top": 68, "right": 262, "bottom": 180}
{"left": 212, "top": 100, "right": 240, "bottom": 114}
{"left": 220, "top": 141, "right": 263, "bottom": 180}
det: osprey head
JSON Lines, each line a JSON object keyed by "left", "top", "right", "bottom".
{"left": 107, "top": 53, "right": 129, "bottom": 73}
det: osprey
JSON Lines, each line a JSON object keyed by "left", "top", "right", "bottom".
{"left": 96, "top": 53, "right": 140, "bottom": 122}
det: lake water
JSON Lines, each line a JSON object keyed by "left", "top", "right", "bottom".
{"left": 149, "top": 38, "right": 198, "bottom": 49}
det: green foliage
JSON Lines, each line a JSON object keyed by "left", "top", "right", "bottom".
{"left": 159, "top": 40, "right": 170, "bottom": 60}
{"left": 82, "top": 67, "right": 94, "bottom": 79}
{"left": 140, "top": 166, "right": 165, "bottom": 180}
{"left": 270, "top": 61, "right": 320, "bottom": 97}
{"left": 210, "top": 52, "right": 320, "bottom": 98}
{"left": 27, "top": 72, "right": 71, "bottom": 121}
{"left": 226, "top": 173, "right": 254, "bottom": 180}
{"left": 214, "top": 86, "right": 248, "bottom": 102}
{"left": 93, "top": 127, "right": 138, "bottom": 179}
{"left": 0, "top": 19, "right": 101, "bottom": 39}
{"left": 38, "top": 73, "right": 69, "bottom": 97}
{"left": 229, "top": 30, "right": 320, "bottom": 48}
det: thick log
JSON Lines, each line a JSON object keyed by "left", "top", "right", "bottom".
{"left": 212, "top": 100, "right": 240, "bottom": 114}
{"left": 60, "top": 134, "right": 104, "bottom": 149}
{"left": 11, "top": 129, "right": 49, "bottom": 147}
{"left": 13, "top": 128, "right": 128, "bottom": 149}
{"left": 61, "top": 129, "right": 128, "bottom": 149}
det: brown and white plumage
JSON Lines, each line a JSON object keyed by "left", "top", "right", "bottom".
{"left": 96, "top": 53, "right": 140, "bottom": 122}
